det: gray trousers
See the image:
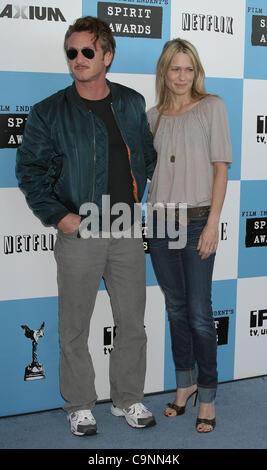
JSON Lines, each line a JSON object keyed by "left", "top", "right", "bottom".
{"left": 54, "top": 228, "right": 147, "bottom": 413}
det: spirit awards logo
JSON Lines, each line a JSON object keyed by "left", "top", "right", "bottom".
{"left": 0, "top": 114, "right": 28, "bottom": 148}
{"left": 21, "top": 322, "right": 45, "bottom": 380}
{"left": 250, "top": 309, "right": 267, "bottom": 337}
{"left": 97, "top": 2, "right": 163, "bottom": 38}
{"left": 0, "top": 4, "right": 66, "bottom": 21}
{"left": 0, "top": 104, "right": 31, "bottom": 148}
{"left": 251, "top": 15, "right": 267, "bottom": 46}
{"left": 256, "top": 115, "right": 267, "bottom": 145}
{"left": 245, "top": 217, "right": 267, "bottom": 247}
{"left": 181, "top": 13, "right": 233, "bottom": 34}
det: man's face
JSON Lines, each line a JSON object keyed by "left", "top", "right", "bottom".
{"left": 66, "top": 31, "right": 113, "bottom": 84}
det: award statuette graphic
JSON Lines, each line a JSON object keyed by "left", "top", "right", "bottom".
{"left": 21, "top": 322, "right": 45, "bottom": 381}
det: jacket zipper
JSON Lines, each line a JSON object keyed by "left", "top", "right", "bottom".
{"left": 110, "top": 102, "right": 139, "bottom": 202}
{"left": 89, "top": 110, "right": 96, "bottom": 203}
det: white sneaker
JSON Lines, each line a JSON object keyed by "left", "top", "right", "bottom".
{"left": 111, "top": 402, "right": 156, "bottom": 428}
{"left": 68, "top": 410, "right": 97, "bottom": 436}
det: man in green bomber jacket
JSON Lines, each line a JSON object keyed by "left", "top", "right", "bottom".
{"left": 16, "top": 16, "right": 157, "bottom": 437}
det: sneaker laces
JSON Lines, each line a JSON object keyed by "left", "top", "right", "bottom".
{"left": 73, "top": 410, "right": 94, "bottom": 423}
{"left": 128, "top": 403, "right": 149, "bottom": 416}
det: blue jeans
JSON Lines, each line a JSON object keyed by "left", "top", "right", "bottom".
{"left": 149, "top": 216, "right": 217, "bottom": 403}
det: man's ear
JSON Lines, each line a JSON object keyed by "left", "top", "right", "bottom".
{"left": 104, "top": 51, "right": 113, "bottom": 68}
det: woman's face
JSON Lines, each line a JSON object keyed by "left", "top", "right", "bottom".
{"left": 165, "top": 52, "right": 195, "bottom": 99}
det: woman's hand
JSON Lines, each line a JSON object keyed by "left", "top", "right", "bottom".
{"left": 197, "top": 162, "right": 229, "bottom": 259}
{"left": 197, "top": 222, "right": 219, "bottom": 260}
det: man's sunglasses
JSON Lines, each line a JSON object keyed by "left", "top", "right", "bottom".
{"left": 66, "top": 48, "right": 95, "bottom": 60}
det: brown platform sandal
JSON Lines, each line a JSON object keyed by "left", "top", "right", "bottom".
{"left": 165, "top": 389, "right": 198, "bottom": 417}
{"left": 196, "top": 417, "right": 216, "bottom": 433}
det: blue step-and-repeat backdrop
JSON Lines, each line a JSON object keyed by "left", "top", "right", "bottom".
{"left": 0, "top": 0, "right": 266, "bottom": 417}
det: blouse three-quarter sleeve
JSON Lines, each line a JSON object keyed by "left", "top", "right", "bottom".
{"left": 206, "top": 96, "right": 232, "bottom": 164}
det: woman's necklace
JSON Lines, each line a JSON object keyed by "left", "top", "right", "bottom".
{"left": 166, "top": 98, "right": 200, "bottom": 164}
{"left": 169, "top": 117, "right": 178, "bottom": 165}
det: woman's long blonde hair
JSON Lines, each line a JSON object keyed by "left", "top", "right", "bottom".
{"left": 156, "top": 38, "right": 208, "bottom": 110}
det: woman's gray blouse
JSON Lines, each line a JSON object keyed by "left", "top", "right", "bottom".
{"left": 147, "top": 95, "right": 232, "bottom": 207}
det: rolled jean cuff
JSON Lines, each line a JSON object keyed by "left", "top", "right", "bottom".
{"left": 175, "top": 368, "right": 197, "bottom": 388}
{"left": 198, "top": 386, "right": 217, "bottom": 403}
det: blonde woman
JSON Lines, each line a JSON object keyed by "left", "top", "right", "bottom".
{"left": 147, "top": 39, "right": 232, "bottom": 432}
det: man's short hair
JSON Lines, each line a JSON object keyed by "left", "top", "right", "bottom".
{"left": 64, "top": 16, "right": 116, "bottom": 69}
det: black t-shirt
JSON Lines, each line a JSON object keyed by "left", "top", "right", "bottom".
{"left": 83, "top": 93, "right": 135, "bottom": 228}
